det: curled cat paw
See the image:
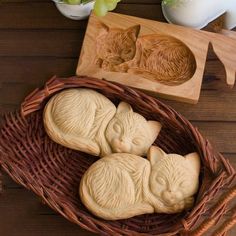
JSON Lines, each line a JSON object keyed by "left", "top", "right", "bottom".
{"left": 172, "top": 201, "right": 185, "bottom": 213}
{"left": 116, "top": 63, "right": 129, "bottom": 73}
{"left": 96, "top": 58, "right": 103, "bottom": 67}
{"left": 184, "top": 197, "right": 194, "bottom": 210}
{"left": 102, "top": 61, "right": 115, "bottom": 71}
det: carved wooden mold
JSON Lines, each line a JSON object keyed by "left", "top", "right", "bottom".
{"left": 95, "top": 23, "right": 197, "bottom": 86}
{"left": 77, "top": 13, "right": 236, "bottom": 103}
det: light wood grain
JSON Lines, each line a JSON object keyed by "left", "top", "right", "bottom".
{"left": 77, "top": 12, "right": 208, "bottom": 103}
{"left": 203, "top": 30, "right": 236, "bottom": 87}
{"left": 77, "top": 12, "right": 236, "bottom": 104}
{"left": 221, "top": 29, "right": 236, "bottom": 40}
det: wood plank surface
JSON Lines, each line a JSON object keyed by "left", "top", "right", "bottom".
{"left": 0, "top": 0, "right": 235, "bottom": 235}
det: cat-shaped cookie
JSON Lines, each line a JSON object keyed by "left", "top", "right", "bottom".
{"left": 43, "top": 89, "right": 161, "bottom": 157}
{"left": 96, "top": 23, "right": 196, "bottom": 86}
{"left": 80, "top": 146, "right": 200, "bottom": 220}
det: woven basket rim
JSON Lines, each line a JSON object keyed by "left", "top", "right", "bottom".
{"left": 1, "top": 75, "right": 236, "bottom": 236}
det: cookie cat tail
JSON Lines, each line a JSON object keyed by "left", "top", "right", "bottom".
{"left": 79, "top": 158, "right": 154, "bottom": 220}
{"left": 79, "top": 160, "right": 135, "bottom": 221}
{"left": 80, "top": 178, "right": 153, "bottom": 221}
{"left": 79, "top": 173, "right": 116, "bottom": 220}
{"left": 43, "top": 97, "right": 100, "bottom": 156}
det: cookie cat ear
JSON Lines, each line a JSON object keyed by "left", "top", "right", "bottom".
{"left": 99, "top": 22, "right": 109, "bottom": 35}
{"left": 126, "top": 25, "right": 140, "bottom": 42}
{"left": 148, "top": 121, "right": 162, "bottom": 143}
{"left": 117, "top": 102, "right": 133, "bottom": 114}
{"left": 148, "top": 146, "right": 166, "bottom": 165}
{"left": 185, "top": 153, "right": 201, "bottom": 174}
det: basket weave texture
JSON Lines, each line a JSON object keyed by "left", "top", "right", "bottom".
{"left": 0, "top": 76, "right": 236, "bottom": 236}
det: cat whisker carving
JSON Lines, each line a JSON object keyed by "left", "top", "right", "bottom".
{"left": 96, "top": 22, "right": 197, "bottom": 86}
{"left": 79, "top": 146, "right": 201, "bottom": 220}
{"left": 43, "top": 89, "right": 162, "bottom": 157}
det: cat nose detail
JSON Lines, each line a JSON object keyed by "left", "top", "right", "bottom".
{"left": 120, "top": 137, "right": 126, "bottom": 143}
{"left": 162, "top": 190, "right": 182, "bottom": 203}
{"left": 164, "top": 190, "right": 173, "bottom": 196}
{"left": 163, "top": 190, "right": 176, "bottom": 201}
{"left": 112, "top": 138, "right": 131, "bottom": 153}
{"left": 120, "top": 138, "right": 131, "bottom": 150}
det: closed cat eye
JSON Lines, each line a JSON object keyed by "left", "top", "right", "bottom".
{"left": 113, "top": 123, "right": 121, "bottom": 132}
{"left": 132, "top": 138, "right": 142, "bottom": 145}
{"left": 124, "top": 49, "right": 132, "bottom": 54}
{"left": 156, "top": 177, "right": 165, "bottom": 185}
{"left": 180, "top": 181, "right": 189, "bottom": 188}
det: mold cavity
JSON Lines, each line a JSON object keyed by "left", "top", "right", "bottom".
{"left": 95, "top": 23, "right": 197, "bottom": 86}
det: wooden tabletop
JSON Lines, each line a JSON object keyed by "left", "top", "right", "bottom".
{"left": 0, "top": 0, "right": 235, "bottom": 235}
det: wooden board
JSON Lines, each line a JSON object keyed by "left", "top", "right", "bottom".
{"left": 76, "top": 12, "right": 236, "bottom": 104}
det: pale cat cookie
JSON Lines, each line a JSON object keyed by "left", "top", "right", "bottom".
{"left": 80, "top": 146, "right": 200, "bottom": 220}
{"left": 43, "top": 89, "right": 161, "bottom": 157}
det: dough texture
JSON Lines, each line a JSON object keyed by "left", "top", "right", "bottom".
{"left": 80, "top": 146, "right": 200, "bottom": 220}
{"left": 44, "top": 89, "right": 161, "bottom": 157}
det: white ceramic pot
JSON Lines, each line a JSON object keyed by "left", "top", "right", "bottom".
{"left": 162, "top": 0, "right": 236, "bottom": 30}
{"left": 53, "top": 0, "right": 95, "bottom": 20}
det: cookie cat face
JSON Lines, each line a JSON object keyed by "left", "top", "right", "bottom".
{"left": 148, "top": 146, "right": 200, "bottom": 207}
{"left": 96, "top": 23, "right": 140, "bottom": 65}
{"left": 105, "top": 102, "right": 162, "bottom": 156}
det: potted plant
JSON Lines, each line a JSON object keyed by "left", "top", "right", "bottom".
{"left": 52, "top": 0, "right": 95, "bottom": 20}
{"left": 52, "top": 0, "right": 179, "bottom": 20}
{"left": 162, "top": 0, "right": 236, "bottom": 30}
{"left": 52, "top": 0, "right": 121, "bottom": 20}
{"left": 52, "top": 0, "right": 236, "bottom": 30}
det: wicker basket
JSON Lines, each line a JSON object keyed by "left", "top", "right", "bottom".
{"left": 0, "top": 76, "right": 236, "bottom": 236}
